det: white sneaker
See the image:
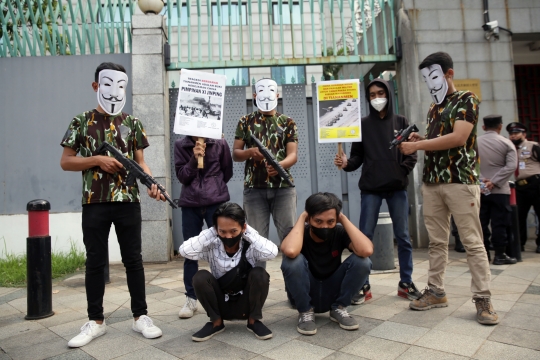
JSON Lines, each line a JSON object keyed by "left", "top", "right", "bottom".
{"left": 68, "top": 320, "right": 107, "bottom": 348}
{"left": 179, "top": 296, "right": 198, "bottom": 319}
{"left": 132, "top": 315, "right": 162, "bottom": 339}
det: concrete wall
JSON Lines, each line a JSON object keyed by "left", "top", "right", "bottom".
{"left": 395, "top": 0, "right": 540, "bottom": 247}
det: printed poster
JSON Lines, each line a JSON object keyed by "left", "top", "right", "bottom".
{"left": 316, "top": 79, "right": 362, "bottom": 143}
{"left": 173, "top": 69, "right": 226, "bottom": 139}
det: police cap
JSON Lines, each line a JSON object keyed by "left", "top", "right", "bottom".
{"left": 506, "top": 122, "right": 527, "bottom": 133}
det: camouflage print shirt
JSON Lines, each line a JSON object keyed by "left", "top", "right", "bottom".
{"left": 423, "top": 91, "right": 480, "bottom": 185}
{"left": 60, "top": 110, "right": 150, "bottom": 204}
{"left": 235, "top": 111, "right": 298, "bottom": 188}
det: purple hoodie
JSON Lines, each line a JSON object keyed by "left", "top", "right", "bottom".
{"left": 174, "top": 137, "right": 233, "bottom": 207}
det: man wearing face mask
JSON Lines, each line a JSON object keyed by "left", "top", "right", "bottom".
{"left": 506, "top": 122, "right": 540, "bottom": 254}
{"left": 281, "top": 193, "right": 373, "bottom": 335}
{"left": 233, "top": 78, "right": 298, "bottom": 267}
{"left": 60, "top": 62, "right": 165, "bottom": 347}
{"left": 399, "top": 52, "right": 498, "bottom": 325}
{"left": 179, "top": 202, "right": 278, "bottom": 341}
{"left": 334, "top": 78, "right": 421, "bottom": 303}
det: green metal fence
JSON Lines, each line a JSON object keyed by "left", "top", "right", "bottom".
{"left": 165, "top": 0, "right": 396, "bottom": 69}
{"left": 0, "top": 0, "right": 134, "bottom": 57}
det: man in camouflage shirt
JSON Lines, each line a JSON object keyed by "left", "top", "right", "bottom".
{"left": 399, "top": 52, "right": 498, "bottom": 326}
{"left": 60, "top": 62, "right": 165, "bottom": 348}
{"left": 233, "top": 78, "right": 298, "bottom": 267}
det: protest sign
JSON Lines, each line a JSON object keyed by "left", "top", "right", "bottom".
{"left": 316, "top": 79, "right": 362, "bottom": 143}
{"left": 173, "top": 69, "right": 226, "bottom": 140}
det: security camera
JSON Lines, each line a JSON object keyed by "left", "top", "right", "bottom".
{"left": 482, "top": 20, "right": 499, "bottom": 40}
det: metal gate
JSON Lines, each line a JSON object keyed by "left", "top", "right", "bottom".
{"left": 169, "top": 82, "right": 375, "bottom": 248}
{"left": 515, "top": 65, "right": 540, "bottom": 142}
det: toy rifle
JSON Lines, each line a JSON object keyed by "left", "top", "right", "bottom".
{"left": 250, "top": 134, "right": 295, "bottom": 187}
{"left": 389, "top": 124, "right": 419, "bottom": 149}
{"left": 96, "top": 142, "right": 178, "bottom": 208}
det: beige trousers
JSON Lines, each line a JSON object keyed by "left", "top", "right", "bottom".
{"left": 422, "top": 183, "right": 491, "bottom": 298}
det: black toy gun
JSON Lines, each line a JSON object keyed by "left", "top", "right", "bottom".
{"left": 96, "top": 142, "right": 178, "bottom": 208}
{"left": 389, "top": 124, "right": 419, "bottom": 149}
{"left": 250, "top": 134, "right": 295, "bottom": 187}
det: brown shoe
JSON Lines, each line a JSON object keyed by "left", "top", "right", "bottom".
{"left": 473, "top": 297, "right": 499, "bottom": 325}
{"left": 409, "top": 287, "right": 448, "bottom": 310}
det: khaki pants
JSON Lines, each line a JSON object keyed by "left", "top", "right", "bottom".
{"left": 422, "top": 183, "right": 491, "bottom": 298}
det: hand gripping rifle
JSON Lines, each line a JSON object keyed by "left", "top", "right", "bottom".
{"left": 250, "top": 134, "right": 295, "bottom": 187}
{"left": 96, "top": 142, "right": 178, "bottom": 208}
{"left": 389, "top": 124, "right": 419, "bottom": 150}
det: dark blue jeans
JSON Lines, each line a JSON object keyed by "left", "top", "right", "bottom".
{"left": 181, "top": 204, "right": 221, "bottom": 299}
{"left": 281, "top": 253, "right": 371, "bottom": 313}
{"left": 359, "top": 190, "right": 414, "bottom": 284}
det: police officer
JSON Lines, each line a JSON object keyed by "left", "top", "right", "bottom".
{"left": 507, "top": 122, "right": 540, "bottom": 254}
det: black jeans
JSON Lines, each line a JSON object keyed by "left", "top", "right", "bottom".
{"left": 516, "top": 177, "right": 540, "bottom": 246}
{"left": 82, "top": 202, "right": 147, "bottom": 321}
{"left": 192, "top": 268, "right": 270, "bottom": 322}
{"left": 480, "top": 194, "right": 512, "bottom": 255}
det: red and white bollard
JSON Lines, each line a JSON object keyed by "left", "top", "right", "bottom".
{"left": 26, "top": 199, "right": 54, "bottom": 320}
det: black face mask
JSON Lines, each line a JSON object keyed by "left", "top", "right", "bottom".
{"left": 511, "top": 138, "right": 523, "bottom": 146}
{"left": 218, "top": 233, "right": 243, "bottom": 248}
{"left": 310, "top": 226, "right": 336, "bottom": 242}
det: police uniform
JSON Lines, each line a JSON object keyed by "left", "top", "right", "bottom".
{"left": 507, "top": 122, "right": 540, "bottom": 253}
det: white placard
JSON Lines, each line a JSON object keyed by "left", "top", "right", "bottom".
{"left": 173, "top": 69, "right": 226, "bottom": 139}
{"left": 316, "top": 79, "right": 362, "bottom": 143}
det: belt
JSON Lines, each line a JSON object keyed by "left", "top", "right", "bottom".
{"left": 517, "top": 174, "right": 540, "bottom": 186}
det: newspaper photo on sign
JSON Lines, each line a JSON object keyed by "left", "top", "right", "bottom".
{"left": 173, "top": 69, "right": 227, "bottom": 140}
{"left": 316, "top": 79, "right": 362, "bottom": 143}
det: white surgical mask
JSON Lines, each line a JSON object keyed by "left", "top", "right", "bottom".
{"left": 370, "top": 98, "right": 388, "bottom": 112}
{"left": 254, "top": 79, "right": 278, "bottom": 112}
{"left": 97, "top": 69, "right": 128, "bottom": 116}
{"left": 420, "top": 64, "right": 448, "bottom": 105}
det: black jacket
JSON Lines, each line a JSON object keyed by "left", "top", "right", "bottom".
{"left": 343, "top": 79, "right": 417, "bottom": 192}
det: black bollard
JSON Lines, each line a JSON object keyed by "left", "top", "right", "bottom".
{"left": 26, "top": 199, "right": 54, "bottom": 320}
{"left": 508, "top": 182, "right": 522, "bottom": 262}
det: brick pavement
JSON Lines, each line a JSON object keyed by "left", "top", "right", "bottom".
{"left": 1, "top": 245, "right": 540, "bottom": 360}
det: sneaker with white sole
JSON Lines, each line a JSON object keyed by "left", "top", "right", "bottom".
{"left": 297, "top": 309, "right": 317, "bottom": 335}
{"left": 132, "top": 315, "right": 163, "bottom": 339}
{"left": 68, "top": 320, "right": 107, "bottom": 348}
{"left": 352, "top": 284, "right": 372, "bottom": 305}
{"left": 329, "top": 306, "right": 359, "bottom": 330}
{"left": 179, "top": 296, "right": 198, "bottom": 318}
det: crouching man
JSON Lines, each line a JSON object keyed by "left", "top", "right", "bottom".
{"left": 179, "top": 202, "right": 278, "bottom": 342}
{"left": 281, "top": 193, "right": 373, "bottom": 335}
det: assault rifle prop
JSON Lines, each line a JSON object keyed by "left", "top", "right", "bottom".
{"left": 250, "top": 134, "right": 295, "bottom": 187}
{"left": 96, "top": 142, "right": 178, "bottom": 208}
{"left": 389, "top": 124, "right": 419, "bottom": 149}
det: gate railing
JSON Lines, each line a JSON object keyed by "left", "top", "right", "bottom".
{"left": 165, "top": 0, "right": 396, "bottom": 69}
{"left": 0, "top": 0, "right": 135, "bottom": 57}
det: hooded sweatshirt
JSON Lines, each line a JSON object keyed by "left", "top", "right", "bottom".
{"left": 342, "top": 79, "right": 417, "bottom": 193}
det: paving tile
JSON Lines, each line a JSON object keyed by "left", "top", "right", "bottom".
{"left": 154, "top": 332, "right": 220, "bottom": 358}
{"left": 36, "top": 310, "right": 88, "bottom": 328}
{"left": 433, "top": 316, "right": 496, "bottom": 339}
{"left": 0, "top": 319, "right": 45, "bottom": 340}
{"left": 396, "top": 346, "right": 469, "bottom": 360}
{"left": 366, "top": 321, "right": 429, "bottom": 344}
{"left": 0, "top": 302, "right": 21, "bottom": 317}
{"left": 183, "top": 342, "right": 258, "bottom": 360}
{"left": 170, "top": 313, "right": 215, "bottom": 331}
{"left": 112, "top": 346, "right": 179, "bottom": 360}
{"left": 415, "top": 329, "right": 487, "bottom": 357}
{"left": 144, "top": 285, "right": 169, "bottom": 295}
{"left": 2, "top": 328, "right": 63, "bottom": 352}
{"left": 299, "top": 316, "right": 383, "bottom": 350}
{"left": 488, "top": 325, "right": 540, "bottom": 350}
{"left": 79, "top": 333, "right": 148, "bottom": 360}
{"left": 508, "top": 302, "right": 540, "bottom": 317}
{"left": 147, "top": 289, "right": 183, "bottom": 301}
{"left": 524, "top": 284, "right": 540, "bottom": 295}
{"left": 340, "top": 335, "right": 410, "bottom": 360}
{"left": 472, "top": 340, "right": 540, "bottom": 360}
{"left": 49, "top": 318, "right": 93, "bottom": 339}
{"left": 322, "top": 352, "right": 369, "bottom": 360}
{"left": 0, "top": 313, "right": 25, "bottom": 328}
{"left": 500, "top": 312, "right": 540, "bottom": 332}
{"left": 349, "top": 304, "right": 405, "bottom": 321}
{"left": 262, "top": 339, "right": 335, "bottom": 360}
{"left": 0, "top": 287, "right": 18, "bottom": 296}
{"left": 0, "top": 288, "right": 26, "bottom": 305}
{"left": 104, "top": 307, "right": 133, "bottom": 325}
{"left": 46, "top": 349, "right": 97, "bottom": 360}
{"left": 7, "top": 338, "right": 70, "bottom": 360}
{"left": 517, "top": 293, "right": 540, "bottom": 305}
{"left": 388, "top": 308, "right": 449, "bottom": 329}
{"left": 110, "top": 318, "right": 188, "bottom": 345}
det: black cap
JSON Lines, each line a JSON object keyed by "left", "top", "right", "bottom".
{"left": 483, "top": 114, "right": 502, "bottom": 128}
{"left": 27, "top": 199, "right": 51, "bottom": 211}
{"left": 506, "top": 122, "right": 527, "bottom": 133}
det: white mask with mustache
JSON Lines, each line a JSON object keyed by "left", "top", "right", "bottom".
{"left": 97, "top": 69, "right": 128, "bottom": 115}
{"left": 255, "top": 78, "right": 278, "bottom": 112}
{"left": 420, "top": 64, "right": 448, "bottom": 105}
